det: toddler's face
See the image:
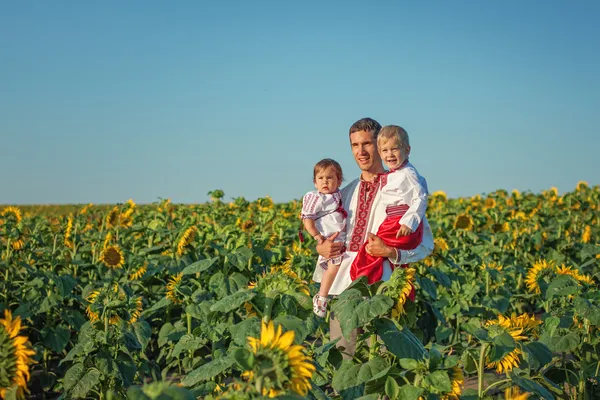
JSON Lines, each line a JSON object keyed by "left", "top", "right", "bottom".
{"left": 379, "top": 138, "right": 409, "bottom": 170}
{"left": 314, "top": 166, "right": 340, "bottom": 194}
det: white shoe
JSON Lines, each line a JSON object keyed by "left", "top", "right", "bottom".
{"left": 313, "top": 295, "right": 329, "bottom": 318}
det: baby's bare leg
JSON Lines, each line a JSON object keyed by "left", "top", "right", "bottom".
{"left": 319, "top": 261, "right": 340, "bottom": 298}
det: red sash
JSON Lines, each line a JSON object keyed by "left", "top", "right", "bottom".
{"left": 350, "top": 205, "right": 423, "bottom": 290}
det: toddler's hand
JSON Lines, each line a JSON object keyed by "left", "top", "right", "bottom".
{"left": 396, "top": 224, "right": 413, "bottom": 237}
{"left": 314, "top": 234, "right": 326, "bottom": 244}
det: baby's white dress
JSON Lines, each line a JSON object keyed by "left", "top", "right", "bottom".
{"left": 300, "top": 190, "right": 347, "bottom": 282}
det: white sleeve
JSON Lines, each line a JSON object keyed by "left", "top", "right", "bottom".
{"left": 399, "top": 172, "right": 428, "bottom": 232}
{"left": 300, "top": 192, "right": 323, "bottom": 220}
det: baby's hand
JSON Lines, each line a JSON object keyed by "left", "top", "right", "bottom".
{"left": 396, "top": 224, "right": 413, "bottom": 237}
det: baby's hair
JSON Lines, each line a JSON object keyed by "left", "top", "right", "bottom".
{"left": 313, "top": 158, "right": 344, "bottom": 182}
{"left": 378, "top": 125, "right": 410, "bottom": 149}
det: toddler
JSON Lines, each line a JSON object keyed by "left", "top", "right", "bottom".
{"left": 351, "top": 125, "right": 430, "bottom": 289}
{"left": 300, "top": 158, "right": 347, "bottom": 317}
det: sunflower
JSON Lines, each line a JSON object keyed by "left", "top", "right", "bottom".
{"left": 433, "top": 237, "right": 449, "bottom": 253}
{"left": 85, "top": 290, "right": 102, "bottom": 322}
{"left": 524, "top": 260, "right": 554, "bottom": 294}
{"left": 454, "top": 214, "right": 474, "bottom": 230}
{"left": 492, "top": 222, "right": 510, "bottom": 233}
{"left": 442, "top": 366, "right": 464, "bottom": 400}
{"left": 166, "top": 272, "right": 184, "bottom": 304}
{"left": 103, "top": 231, "right": 112, "bottom": 249}
{"left": 484, "top": 313, "right": 540, "bottom": 374}
{"left": 129, "top": 297, "right": 143, "bottom": 323}
{"left": 11, "top": 238, "right": 25, "bottom": 251}
{"left": 555, "top": 264, "right": 594, "bottom": 285}
{"left": 504, "top": 386, "right": 530, "bottom": 400}
{"left": 379, "top": 266, "right": 416, "bottom": 318}
{"left": 64, "top": 215, "right": 74, "bottom": 249}
{"left": 129, "top": 263, "right": 147, "bottom": 281}
{"left": 484, "top": 197, "right": 496, "bottom": 209}
{"left": 582, "top": 225, "right": 592, "bottom": 244}
{"left": 0, "top": 310, "right": 36, "bottom": 399}
{"left": 576, "top": 181, "right": 589, "bottom": 191}
{"left": 157, "top": 198, "right": 171, "bottom": 213}
{"left": 511, "top": 189, "right": 521, "bottom": 199}
{"left": 100, "top": 245, "right": 125, "bottom": 269}
{"left": 245, "top": 321, "right": 316, "bottom": 397}
{"left": 177, "top": 226, "right": 198, "bottom": 256}
{"left": 86, "top": 285, "right": 140, "bottom": 325}
{"left": 79, "top": 203, "right": 93, "bottom": 215}
{"left": 1, "top": 206, "right": 22, "bottom": 225}
{"left": 431, "top": 191, "right": 448, "bottom": 202}
{"left": 105, "top": 206, "right": 119, "bottom": 228}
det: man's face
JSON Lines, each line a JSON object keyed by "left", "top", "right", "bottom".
{"left": 350, "top": 130, "right": 382, "bottom": 172}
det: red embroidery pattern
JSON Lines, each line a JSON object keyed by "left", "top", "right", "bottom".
{"left": 348, "top": 177, "right": 382, "bottom": 252}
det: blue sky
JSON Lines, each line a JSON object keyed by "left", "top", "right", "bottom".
{"left": 1, "top": 1, "right": 598, "bottom": 204}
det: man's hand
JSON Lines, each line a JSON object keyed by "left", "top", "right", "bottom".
{"left": 365, "top": 233, "right": 395, "bottom": 258}
{"left": 396, "top": 224, "right": 413, "bottom": 238}
{"left": 316, "top": 231, "right": 343, "bottom": 259}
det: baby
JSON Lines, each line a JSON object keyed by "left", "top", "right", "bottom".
{"left": 300, "top": 158, "right": 347, "bottom": 317}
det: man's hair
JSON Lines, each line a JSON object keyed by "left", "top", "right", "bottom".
{"left": 313, "top": 158, "right": 344, "bottom": 182}
{"left": 349, "top": 118, "right": 382, "bottom": 140}
{"left": 378, "top": 125, "right": 410, "bottom": 149}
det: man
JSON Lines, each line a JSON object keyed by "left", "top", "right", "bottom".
{"left": 316, "top": 117, "right": 434, "bottom": 357}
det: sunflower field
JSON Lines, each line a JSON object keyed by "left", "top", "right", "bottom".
{"left": 1, "top": 182, "right": 599, "bottom": 400}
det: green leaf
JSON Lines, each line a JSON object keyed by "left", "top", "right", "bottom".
{"left": 211, "top": 289, "right": 255, "bottom": 313}
{"left": 397, "top": 385, "right": 423, "bottom": 400}
{"left": 427, "top": 370, "right": 452, "bottom": 393}
{"left": 374, "top": 318, "right": 427, "bottom": 360}
{"left": 63, "top": 363, "right": 85, "bottom": 392}
{"left": 461, "top": 321, "right": 490, "bottom": 342}
{"left": 430, "top": 268, "right": 452, "bottom": 288}
{"left": 574, "top": 297, "right": 600, "bottom": 326}
{"left": 226, "top": 247, "right": 253, "bottom": 271}
{"left": 419, "top": 278, "right": 437, "bottom": 300}
{"left": 233, "top": 348, "right": 255, "bottom": 370}
{"left": 142, "top": 296, "right": 170, "bottom": 317}
{"left": 509, "top": 373, "right": 555, "bottom": 400}
{"left": 330, "top": 290, "right": 393, "bottom": 338}
{"left": 385, "top": 376, "right": 400, "bottom": 400}
{"left": 488, "top": 332, "right": 516, "bottom": 363}
{"left": 71, "top": 368, "right": 101, "bottom": 398}
{"left": 172, "top": 334, "right": 207, "bottom": 358}
{"left": 181, "top": 353, "right": 235, "bottom": 387}
{"left": 399, "top": 358, "right": 419, "bottom": 370}
{"left": 181, "top": 258, "right": 217, "bottom": 275}
{"left": 52, "top": 275, "right": 77, "bottom": 298}
{"left": 273, "top": 315, "right": 313, "bottom": 344}
{"left": 41, "top": 325, "right": 71, "bottom": 353}
{"left": 132, "top": 321, "right": 151, "bottom": 351}
{"left": 525, "top": 342, "right": 553, "bottom": 370}
{"left": 545, "top": 275, "right": 578, "bottom": 301}
{"left": 116, "top": 352, "right": 136, "bottom": 387}
{"left": 543, "top": 316, "right": 560, "bottom": 337}
{"left": 229, "top": 317, "right": 261, "bottom": 346}
{"left": 547, "top": 332, "right": 580, "bottom": 353}
{"left": 332, "top": 358, "right": 389, "bottom": 393}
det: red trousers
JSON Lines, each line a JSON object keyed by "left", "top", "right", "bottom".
{"left": 350, "top": 212, "right": 423, "bottom": 291}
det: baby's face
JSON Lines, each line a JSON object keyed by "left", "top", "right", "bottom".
{"left": 378, "top": 138, "right": 409, "bottom": 170}
{"left": 314, "top": 166, "right": 340, "bottom": 194}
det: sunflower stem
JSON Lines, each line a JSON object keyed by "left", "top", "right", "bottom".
{"left": 482, "top": 378, "right": 511, "bottom": 396}
{"left": 369, "top": 333, "right": 378, "bottom": 360}
{"left": 477, "top": 342, "right": 488, "bottom": 398}
{"left": 262, "top": 297, "right": 275, "bottom": 323}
